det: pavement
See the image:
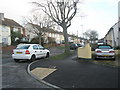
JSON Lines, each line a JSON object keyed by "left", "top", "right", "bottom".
{"left": 29, "top": 53, "right": 119, "bottom": 89}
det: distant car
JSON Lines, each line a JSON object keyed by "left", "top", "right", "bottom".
{"left": 97, "top": 42, "right": 106, "bottom": 45}
{"left": 95, "top": 45, "right": 115, "bottom": 60}
{"left": 77, "top": 44, "right": 82, "bottom": 47}
{"left": 97, "top": 42, "right": 104, "bottom": 45}
{"left": 70, "top": 43, "right": 78, "bottom": 50}
{"left": 12, "top": 44, "right": 50, "bottom": 62}
{"left": 70, "top": 43, "right": 82, "bottom": 50}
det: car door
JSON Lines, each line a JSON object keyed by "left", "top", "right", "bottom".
{"left": 38, "top": 45, "right": 46, "bottom": 57}
{"left": 32, "top": 45, "right": 40, "bottom": 58}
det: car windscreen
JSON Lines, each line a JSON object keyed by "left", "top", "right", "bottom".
{"left": 77, "top": 44, "right": 82, "bottom": 47}
{"left": 98, "top": 45, "right": 112, "bottom": 49}
{"left": 16, "top": 45, "right": 30, "bottom": 49}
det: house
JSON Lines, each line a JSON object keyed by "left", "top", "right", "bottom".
{"left": 0, "top": 13, "right": 25, "bottom": 45}
{"left": 25, "top": 23, "right": 65, "bottom": 44}
{"left": 104, "top": 21, "right": 120, "bottom": 48}
{"left": 118, "top": 1, "right": 120, "bottom": 48}
{"left": 24, "top": 23, "right": 80, "bottom": 44}
{"left": 104, "top": 2, "right": 120, "bottom": 48}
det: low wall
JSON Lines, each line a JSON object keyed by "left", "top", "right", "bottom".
{"left": 78, "top": 43, "right": 92, "bottom": 59}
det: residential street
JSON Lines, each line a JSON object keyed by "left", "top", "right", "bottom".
{"left": 1, "top": 45, "right": 120, "bottom": 89}
{"left": 2, "top": 57, "right": 50, "bottom": 88}
{"left": 1, "top": 0, "right": 120, "bottom": 90}
{"left": 2, "top": 46, "right": 120, "bottom": 89}
{"left": 30, "top": 53, "right": 119, "bottom": 89}
{"left": 2, "top": 47, "right": 63, "bottom": 89}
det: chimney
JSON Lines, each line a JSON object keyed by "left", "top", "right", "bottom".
{"left": 0, "top": 13, "right": 4, "bottom": 21}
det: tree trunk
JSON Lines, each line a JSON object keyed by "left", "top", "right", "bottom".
{"left": 62, "top": 26, "right": 70, "bottom": 54}
{"left": 38, "top": 35, "right": 41, "bottom": 45}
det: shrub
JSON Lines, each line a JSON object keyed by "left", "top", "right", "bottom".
{"left": 30, "top": 37, "right": 39, "bottom": 44}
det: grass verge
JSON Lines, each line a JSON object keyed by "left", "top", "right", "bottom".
{"left": 50, "top": 50, "right": 75, "bottom": 60}
{"left": 77, "top": 52, "right": 119, "bottom": 67}
{"left": 56, "top": 46, "right": 65, "bottom": 50}
{"left": 118, "top": 50, "right": 120, "bottom": 57}
{"left": 92, "top": 60, "right": 116, "bottom": 67}
{"left": 77, "top": 58, "right": 117, "bottom": 67}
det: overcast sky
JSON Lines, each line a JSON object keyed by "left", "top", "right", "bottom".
{"left": 0, "top": 0, "right": 119, "bottom": 39}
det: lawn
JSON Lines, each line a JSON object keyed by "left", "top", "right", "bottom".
{"left": 77, "top": 50, "right": 119, "bottom": 67}
{"left": 118, "top": 50, "right": 120, "bottom": 56}
{"left": 50, "top": 50, "right": 75, "bottom": 60}
{"left": 90, "top": 50, "right": 120, "bottom": 67}
{"left": 56, "top": 46, "right": 65, "bottom": 50}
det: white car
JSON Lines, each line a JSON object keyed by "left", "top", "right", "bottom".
{"left": 12, "top": 44, "right": 50, "bottom": 62}
{"left": 95, "top": 45, "right": 115, "bottom": 60}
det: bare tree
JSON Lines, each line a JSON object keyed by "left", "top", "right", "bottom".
{"left": 84, "top": 30, "right": 98, "bottom": 43}
{"left": 32, "top": 0, "right": 79, "bottom": 54}
{"left": 25, "top": 14, "right": 54, "bottom": 45}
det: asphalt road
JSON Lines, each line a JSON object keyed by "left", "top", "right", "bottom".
{"left": 2, "top": 47, "right": 64, "bottom": 89}
{"left": 30, "top": 54, "right": 119, "bottom": 89}
{"left": 2, "top": 57, "right": 51, "bottom": 88}
{"left": 1, "top": 47, "right": 119, "bottom": 89}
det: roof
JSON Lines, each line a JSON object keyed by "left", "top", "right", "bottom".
{"left": 104, "top": 20, "right": 120, "bottom": 39}
{"left": 27, "top": 23, "right": 79, "bottom": 38}
{"left": 2, "top": 18, "right": 23, "bottom": 27}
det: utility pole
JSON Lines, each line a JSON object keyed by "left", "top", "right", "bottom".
{"left": 77, "top": 30, "right": 79, "bottom": 43}
{"left": 80, "top": 25, "right": 84, "bottom": 38}
{"left": 81, "top": 24, "right": 85, "bottom": 45}
{"left": 80, "top": 15, "right": 85, "bottom": 44}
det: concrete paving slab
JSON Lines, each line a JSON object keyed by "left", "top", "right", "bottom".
{"left": 31, "top": 67, "right": 57, "bottom": 79}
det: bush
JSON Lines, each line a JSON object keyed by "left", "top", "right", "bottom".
{"left": 30, "top": 37, "right": 39, "bottom": 44}
{"left": 11, "top": 31, "right": 22, "bottom": 45}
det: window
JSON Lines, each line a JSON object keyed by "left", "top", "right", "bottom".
{"left": 98, "top": 45, "right": 112, "bottom": 49}
{"left": 13, "top": 28, "right": 18, "bottom": 32}
{"left": 33, "top": 45, "right": 39, "bottom": 50}
{"left": 2, "top": 26, "right": 8, "bottom": 32}
{"left": 38, "top": 45, "right": 44, "bottom": 49}
{"left": 17, "top": 45, "right": 30, "bottom": 49}
{"left": 2, "top": 37, "right": 8, "bottom": 44}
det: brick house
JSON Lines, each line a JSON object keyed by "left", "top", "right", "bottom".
{"left": 0, "top": 13, "right": 25, "bottom": 45}
{"left": 25, "top": 23, "right": 80, "bottom": 44}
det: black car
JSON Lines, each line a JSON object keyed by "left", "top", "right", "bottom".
{"left": 70, "top": 43, "right": 82, "bottom": 50}
{"left": 77, "top": 44, "right": 82, "bottom": 47}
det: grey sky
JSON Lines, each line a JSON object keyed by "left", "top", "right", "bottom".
{"left": 0, "top": 0, "right": 119, "bottom": 39}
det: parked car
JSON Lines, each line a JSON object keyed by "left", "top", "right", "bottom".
{"left": 77, "top": 44, "right": 83, "bottom": 47}
{"left": 12, "top": 44, "right": 50, "bottom": 62}
{"left": 97, "top": 42, "right": 104, "bottom": 45}
{"left": 95, "top": 45, "right": 115, "bottom": 60}
{"left": 70, "top": 43, "right": 78, "bottom": 50}
{"left": 70, "top": 43, "right": 82, "bottom": 50}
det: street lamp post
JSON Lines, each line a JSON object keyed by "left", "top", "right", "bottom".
{"left": 77, "top": 30, "right": 79, "bottom": 43}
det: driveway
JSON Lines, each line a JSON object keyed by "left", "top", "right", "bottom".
{"left": 30, "top": 54, "right": 118, "bottom": 89}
